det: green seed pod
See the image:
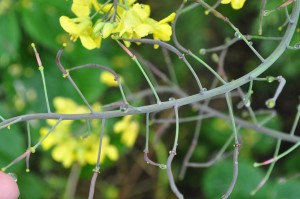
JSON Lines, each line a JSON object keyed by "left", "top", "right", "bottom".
{"left": 266, "top": 76, "right": 276, "bottom": 83}
{"left": 93, "top": 21, "right": 105, "bottom": 34}
{"left": 265, "top": 98, "right": 276, "bottom": 109}
{"left": 102, "top": 23, "right": 114, "bottom": 39}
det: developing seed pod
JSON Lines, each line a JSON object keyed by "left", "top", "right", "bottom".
{"left": 93, "top": 20, "right": 105, "bottom": 34}
{"left": 102, "top": 22, "right": 114, "bottom": 39}
{"left": 265, "top": 98, "right": 276, "bottom": 109}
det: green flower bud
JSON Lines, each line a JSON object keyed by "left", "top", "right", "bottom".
{"left": 93, "top": 21, "right": 105, "bottom": 34}
{"left": 102, "top": 23, "right": 114, "bottom": 39}
{"left": 265, "top": 98, "right": 276, "bottom": 109}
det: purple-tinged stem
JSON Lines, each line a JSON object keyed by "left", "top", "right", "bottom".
{"left": 88, "top": 172, "right": 99, "bottom": 199}
{"left": 167, "top": 151, "right": 184, "bottom": 199}
{"left": 2, "top": 150, "right": 31, "bottom": 171}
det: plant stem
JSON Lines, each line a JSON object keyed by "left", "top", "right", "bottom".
{"left": 172, "top": 106, "right": 179, "bottom": 152}
{"left": 64, "top": 164, "right": 81, "bottom": 199}
{"left": 31, "top": 118, "right": 62, "bottom": 151}
{"left": 132, "top": 56, "right": 162, "bottom": 104}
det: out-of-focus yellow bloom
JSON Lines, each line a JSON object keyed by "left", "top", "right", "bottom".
{"left": 71, "top": 0, "right": 101, "bottom": 17}
{"left": 100, "top": 71, "right": 118, "bottom": 87}
{"left": 53, "top": 96, "right": 91, "bottom": 114}
{"left": 40, "top": 97, "right": 118, "bottom": 168}
{"left": 0, "top": 0, "right": 12, "bottom": 15}
{"left": 114, "top": 115, "right": 139, "bottom": 147}
{"left": 60, "top": 0, "right": 176, "bottom": 50}
{"left": 221, "top": 0, "right": 246, "bottom": 10}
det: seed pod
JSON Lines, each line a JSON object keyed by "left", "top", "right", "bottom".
{"left": 93, "top": 21, "right": 105, "bottom": 34}
{"left": 102, "top": 23, "right": 114, "bottom": 39}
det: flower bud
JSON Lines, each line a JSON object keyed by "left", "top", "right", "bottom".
{"left": 93, "top": 20, "right": 105, "bottom": 34}
{"left": 102, "top": 23, "right": 114, "bottom": 39}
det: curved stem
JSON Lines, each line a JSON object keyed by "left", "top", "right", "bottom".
{"left": 167, "top": 152, "right": 184, "bottom": 199}
{"left": 251, "top": 139, "right": 281, "bottom": 195}
{"left": 56, "top": 48, "right": 94, "bottom": 113}
{"left": 186, "top": 134, "right": 234, "bottom": 168}
{"left": 254, "top": 141, "right": 300, "bottom": 167}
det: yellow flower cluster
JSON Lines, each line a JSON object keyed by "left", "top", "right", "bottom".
{"left": 113, "top": 115, "right": 139, "bottom": 147}
{"left": 221, "top": 0, "right": 246, "bottom": 10}
{"left": 60, "top": 0, "right": 176, "bottom": 50}
{"left": 40, "top": 97, "right": 118, "bottom": 168}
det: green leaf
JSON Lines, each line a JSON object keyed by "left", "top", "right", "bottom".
{"left": 0, "top": 126, "right": 25, "bottom": 171}
{"left": 203, "top": 118, "right": 232, "bottom": 147}
{"left": 202, "top": 160, "right": 268, "bottom": 198}
{"left": 0, "top": 11, "right": 21, "bottom": 67}
{"left": 21, "top": 0, "right": 71, "bottom": 51}
{"left": 271, "top": 179, "right": 300, "bottom": 198}
{"left": 18, "top": 173, "right": 46, "bottom": 199}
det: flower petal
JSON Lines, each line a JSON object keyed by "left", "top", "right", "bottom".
{"left": 132, "top": 3, "right": 151, "bottom": 20}
{"left": 231, "top": 0, "right": 246, "bottom": 9}
{"left": 100, "top": 71, "right": 118, "bottom": 86}
{"left": 153, "top": 24, "right": 172, "bottom": 41}
{"left": 135, "top": 24, "right": 152, "bottom": 37}
{"left": 221, "top": 0, "right": 231, "bottom": 4}
{"left": 107, "top": 146, "right": 119, "bottom": 161}
{"left": 114, "top": 120, "right": 126, "bottom": 133}
{"left": 80, "top": 35, "right": 97, "bottom": 50}
{"left": 60, "top": 16, "right": 81, "bottom": 34}
{"left": 158, "top": 12, "right": 176, "bottom": 25}
{"left": 71, "top": 3, "right": 91, "bottom": 17}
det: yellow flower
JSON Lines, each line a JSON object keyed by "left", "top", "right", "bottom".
{"left": 221, "top": 0, "right": 246, "bottom": 10}
{"left": 100, "top": 71, "right": 118, "bottom": 87}
{"left": 59, "top": 0, "right": 103, "bottom": 50}
{"left": 60, "top": 0, "right": 176, "bottom": 50}
{"left": 112, "top": 3, "right": 175, "bottom": 48}
{"left": 50, "top": 134, "right": 118, "bottom": 167}
{"left": 53, "top": 97, "right": 89, "bottom": 114}
{"left": 113, "top": 3, "right": 152, "bottom": 40}
{"left": 59, "top": 16, "right": 102, "bottom": 50}
{"left": 145, "top": 12, "right": 176, "bottom": 49}
{"left": 121, "top": 0, "right": 137, "bottom": 6}
{"left": 114, "top": 115, "right": 139, "bottom": 147}
{"left": 40, "top": 97, "right": 118, "bottom": 168}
